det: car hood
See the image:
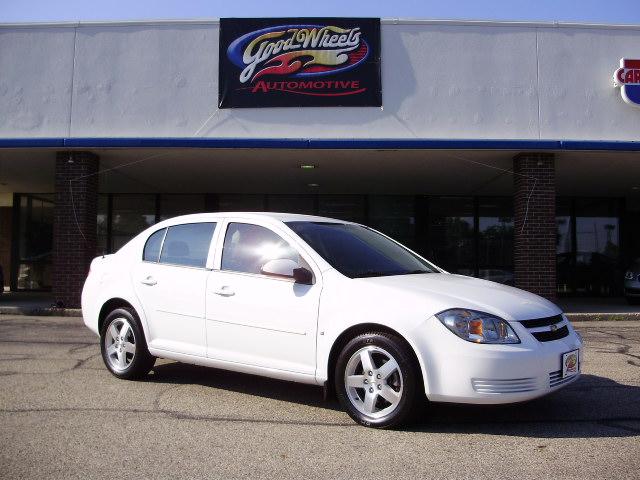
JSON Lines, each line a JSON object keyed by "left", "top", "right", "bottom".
{"left": 356, "top": 273, "right": 561, "bottom": 321}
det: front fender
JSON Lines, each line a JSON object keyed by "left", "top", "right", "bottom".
{"left": 315, "top": 270, "right": 432, "bottom": 395}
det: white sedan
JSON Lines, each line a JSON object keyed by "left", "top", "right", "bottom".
{"left": 82, "top": 212, "right": 583, "bottom": 428}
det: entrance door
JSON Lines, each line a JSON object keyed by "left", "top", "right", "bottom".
{"left": 206, "top": 220, "right": 320, "bottom": 376}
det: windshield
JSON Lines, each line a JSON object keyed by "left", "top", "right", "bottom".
{"left": 286, "top": 221, "right": 437, "bottom": 278}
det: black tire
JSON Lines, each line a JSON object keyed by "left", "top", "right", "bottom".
{"left": 334, "top": 332, "right": 420, "bottom": 429}
{"left": 100, "top": 307, "right": 155, "bottom": 380}
{"left": 626, "top": 296, "right": 640, "bottom": 306}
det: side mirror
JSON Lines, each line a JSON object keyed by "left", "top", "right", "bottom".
{"left": 293, "top": 267, "right": 314, "bottom": 285}
{"left": 260, "top": 259, "right": 298, "bottom": 278}
{"left": 260, "top": 259, "right": 314, "bottom": 285}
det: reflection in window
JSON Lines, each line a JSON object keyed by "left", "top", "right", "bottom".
{"left": 478, "top": 198, "right": 513, "bottom": 268}
{"left": 222, "top": 223, "right": 300, "bottom": 275}
{"left": 218, "top": 194, "right": 265, "bottom": 212}
{"left": 17, "top": 194, "right": 53, "bottom": 290}
{"left": 556, "top": 198, "right": 573, "bottom": 294}
{"left": 556, "top": 198, "right": 621, "bottom": 296}
{"left": 427, "top": 196, "right": 474, "bottom": 273}
{"left": 267, "top": 195, "right": 315, "bottom": 215}
{"left": 160, "top": 195, "right": 205, "bottom": 221}
{"left": 369, "top": 196, "right": 416, "bottom": 250}
{"left": 97, "top": 194, "right": 108, "bottom": 255}
{"left": 111, "top": 195, "right": 156, "bottom": 252}
{"left": 318, "top": 195, "right": 366, "bottom": 224}
{"left": 477, "top": 198, "right": 514, "bottom": 285}
{"left": 575, "top": 199, "right": 620, "bottom": 295}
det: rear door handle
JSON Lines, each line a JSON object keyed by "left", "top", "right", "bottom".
{"left": 212, "top": 286, "right": 235, "bottom": 297}
{"left": 140, "top": 276, "right": 157, "bottom": 286}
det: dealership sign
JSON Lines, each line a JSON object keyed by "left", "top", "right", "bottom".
{"left": 218, "top": 18, "right": 381, "bottom": 108}
{"left": 613, "top": 58, "right": 640, "bottom": 107}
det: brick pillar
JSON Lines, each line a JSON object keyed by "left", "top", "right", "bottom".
{"left": 53, "top": 152, "right": 99, "bottom": 308}
{"left": 513, "top": 153, "right": 556, "bottom": 301}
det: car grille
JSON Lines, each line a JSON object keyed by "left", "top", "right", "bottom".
{"left": 549, "top": 369, "right": 576, "bottom": 388}
{"left": 519, "top": 314, "right": 562, "bottom": 328}
{"left": 471, "top": 377, "right": 538, "bottom": 394}
{"left": 518, "top": 314, "right": 570, "bottom": 342}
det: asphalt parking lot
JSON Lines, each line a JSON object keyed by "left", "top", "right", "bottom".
{"left": 1, "top": 315, "right": 638, "bottom": 479}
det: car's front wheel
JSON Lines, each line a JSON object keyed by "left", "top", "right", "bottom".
{"left": 100, "top": 307, "right": 155, "bottom": 380}
{"left": 335, "top": 332, "right": 420, "bottom": 428}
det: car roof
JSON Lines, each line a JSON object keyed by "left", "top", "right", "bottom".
{"left": 155, "top": 211, "right": 355, "bottom": 226}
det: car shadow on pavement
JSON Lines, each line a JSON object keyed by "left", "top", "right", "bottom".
{"left": 147, "top": 363, "right": 640, "bottom": 438}
{"left": 410, "top": 374, "right": 640, "bottom": 438}
{"left": 148, "top": 361, "right": 344, "bottom": 412}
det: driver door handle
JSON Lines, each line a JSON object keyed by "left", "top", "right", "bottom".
{"left": 212, "top": 286, "right": 235, "bottom": 297}
{"left": 140, "top": 276, "right": 157, "bottom": 286}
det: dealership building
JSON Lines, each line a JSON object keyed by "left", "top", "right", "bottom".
{"left": 0, "top": 18, "right": 639, "bottom": 307}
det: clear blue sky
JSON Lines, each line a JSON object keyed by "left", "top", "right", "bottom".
{"left": 2, "top": 0, "right": 640, "bottom": 24}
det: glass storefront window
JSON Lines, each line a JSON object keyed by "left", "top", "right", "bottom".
{"left": 17, "top": 194, "right": 54, "bottom": 290}
{"left": 574, "top": 199, "right": 620, "bottom": 295}
{"left": 556, "top": 198, "right": 621, "bottom": 296}
{"left": 478, "top": 198, "right": 513, "bottom": 267}
{"left": 159, "top": 194, "right": 205, "bottom": 221}
{"left": 427, "top": 196, "right": 475, "bottom": 273}
{"left": 318, "top": 195, "right": 366, "bottom": 223}
{"left": 111, "top": 195, "right": 156, "bottom": 252}
{"left": 97, "top": 194, "right": 108, "bottom": 255}
{"left": 267, "top": 194, "right": 315, "bottom": 215}
{"left": 478, "top": 197, "right": 514, "bottom": 285}
{"left": 218, "top": 194, "right": 265, "bottom": 212}
{"left": 368, "top": 195, "right": 416, "bottom": 250}
{"left": 556, "top": 198, "right": 573, "bottom": 294}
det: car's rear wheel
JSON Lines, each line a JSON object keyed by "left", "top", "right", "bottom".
{"left": 335, "top": 332, "right": 420, "bottom": 428}
{"left": 100, "top": 308, "right": 155, "bottom": 380}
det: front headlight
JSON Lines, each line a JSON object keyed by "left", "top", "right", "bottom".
{"left": 436, "top": 308, "right": 520, "bottom": 344}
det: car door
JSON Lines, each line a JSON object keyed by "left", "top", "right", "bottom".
{"left": 205, "top": 219, "right": 321, "bottom": 376}
{"left": 133, "top": 222, "right": 217, "bottom": 357}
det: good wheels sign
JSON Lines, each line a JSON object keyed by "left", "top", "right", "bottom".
{"left": 218, "top": 18, "right": 381, "bottom": 108}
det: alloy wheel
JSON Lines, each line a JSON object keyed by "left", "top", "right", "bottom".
{"left": 344, "top": 346, "right": 404, "bottom": 419}
{"left": 104, "top": 317, "right": 136, "bottom": 373}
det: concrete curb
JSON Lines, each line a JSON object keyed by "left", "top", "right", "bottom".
{"left": 566, "top": 312, "right": 640, "bottom": 322}
{"left": 0, "top": 306, "right": 83, "bottom": 317}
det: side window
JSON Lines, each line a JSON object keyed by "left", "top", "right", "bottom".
{"left": 221, "top": 223, "right": 305, "bottom": 275}
{"left": 143, "top": 228, "right": 166, "bottom": 262}
{"left": 159, "top": 223, "right": 216, "bottom": 268}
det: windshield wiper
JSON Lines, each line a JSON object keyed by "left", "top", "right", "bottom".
{"left": 352, "top": 271, "right": 391, "bottom": 278}
{"left": 352, "top": 269, "right": 432, "bottom": 278}
{"left": 398, "top": 269, "right": 432, "bottom": 275}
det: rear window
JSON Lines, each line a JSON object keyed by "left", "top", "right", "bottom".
{"left": 158, "top": 223, "right": 216, "bottom": 268}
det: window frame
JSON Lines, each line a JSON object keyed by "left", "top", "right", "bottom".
{"left": 214, "top": 219, "right": 319, "bottom": 283}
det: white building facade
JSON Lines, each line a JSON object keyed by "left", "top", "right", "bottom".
{"left": 0, "top": 19, "right": 638, "bottom": 306}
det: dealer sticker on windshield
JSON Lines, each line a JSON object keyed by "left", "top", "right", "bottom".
{"left": 562, "top": 349, "right": 579, "bottom": 378}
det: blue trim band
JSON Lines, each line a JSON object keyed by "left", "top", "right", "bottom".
{"left": 0, "top": 137, "right": 638, "bottom": 151}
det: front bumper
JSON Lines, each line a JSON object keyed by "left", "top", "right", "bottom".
{"left": 415, "top": 315, "right": 583, "bottom": 404}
